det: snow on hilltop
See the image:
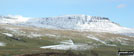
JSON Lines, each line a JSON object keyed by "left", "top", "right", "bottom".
{"left": 0, "top": 15, "right": 29, "bottom": 23}
{"left": 0, "top": 15, "right": 134, "bottom": 34}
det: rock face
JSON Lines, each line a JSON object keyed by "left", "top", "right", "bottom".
{"left": 19, "top": 15, "right": 121, "bottom": 29}
{"left": 0, "top": 15, "right": 133, "bottom": 33}
{"left": 20, "top": 15, "right": 126, "bottom": 32}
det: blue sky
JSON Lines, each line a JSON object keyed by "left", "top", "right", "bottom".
{"left": 0, "top": 0, "right": 134, "bottom": 28}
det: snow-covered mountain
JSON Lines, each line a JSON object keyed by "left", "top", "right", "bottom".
{"left": 0, "top": 15, "right": 134, "bottom": 34}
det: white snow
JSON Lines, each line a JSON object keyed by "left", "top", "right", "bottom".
{"left": 121, "top": 38, "right": 129, "bottom": 40}
{"left": 40, "top": 44, "right": 89, "bottom": 50}
{"left": 116, "top": 37, "right": 129, "bottom": 45}
{"left": 30, "top": 32, "right": 42, "bottom": 37}
{"left": 0, "top": 15, "right": 134, "bottom": 35}
{"left": 0, "top": 42, "right": 6, "bottom": 46}
{"left": 87, "top": 35, "right": 117, "bottom": 46}
{"left": 60, "top": 40, "right": 74, "bottom": 45}
{"left": 7, "top": 15, "right": 29, "bottom": 23}
{"left": 87, "top": 35, "right": 106, "bottom": 44}
{"left": 2, "top": 33, "right": 13, "bottom": 37}
{"left": 0, "top": 15, "right": 29, "bottom": 23}
{"left": 40, "top": 40, "right": 91, "bottom": 50}
{"left": 107, "top": 44, "right": 116, "bottom": 46}
{"left": 45, "top": 34, "right": 56, "bottom": 37}
{"left": 31, "top": 34, "right": 42, "bottom": 37}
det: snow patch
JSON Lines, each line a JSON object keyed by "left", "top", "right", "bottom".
{"left": 121, "top": 38, "right": 129, "bottom": 40}
{"left": 0, "top": 15, "right": 30, "bottom": 23}
{"left": 27, "top": 32, "right": 42, "bottom": 37}
{"left": 2, "top": 33, "right": 13, "bottom": 37}
{"left": 87, "top": 35, "right": 106, "bottom": 44}
{"left": 31, "top": 34, "right": 42, "bottom": 37}
{"left": 116, "top": 37, "right": 129, "bottom": 45}
{"left": 87, "top": 35, "right": 117, "bottom": 46}
{"left": 31, "top": 33, "right": 42, "bottom": 37}
{"left": 0, "top": 42, "right": 6, "bottom": 46}
{"left": 40, "top": 40, "right": 91, "bottom": 50}
{"left": 40, "top": 44, "right": 89, "bottom": 50}
{"left": 60, "top": 39, "right": 74, "bottom": 45}
{"left": 107, "top": 44, "right": 116, "bottom": 46}
{"left": 45, "top": 34, "right": 56, "bottom": 37}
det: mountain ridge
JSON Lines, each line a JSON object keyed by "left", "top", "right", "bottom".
{"left": 0, "top": 15, "right": 134, "bottom": 34}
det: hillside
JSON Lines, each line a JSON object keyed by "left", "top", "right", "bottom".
{"left": 0, "top": 15, "right": 134, "bottom": 56}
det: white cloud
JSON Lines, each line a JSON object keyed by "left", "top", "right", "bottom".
{"left": 117, "top": 4, "right": 127, "bottom": 8}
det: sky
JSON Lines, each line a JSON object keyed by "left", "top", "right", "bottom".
{"left": 0, "top": 0, "right": 134, "bottom": 28}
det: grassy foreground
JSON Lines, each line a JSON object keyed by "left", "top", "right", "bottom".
{"left": 0, "top": 34, "right": 133, "bottom": 56}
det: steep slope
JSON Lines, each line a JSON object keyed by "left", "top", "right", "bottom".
{"left": 0, "top": 15, "right": 134, "bottom": 35}
{"left": 21, "top": 15, "right": 121, "bottom": 30}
